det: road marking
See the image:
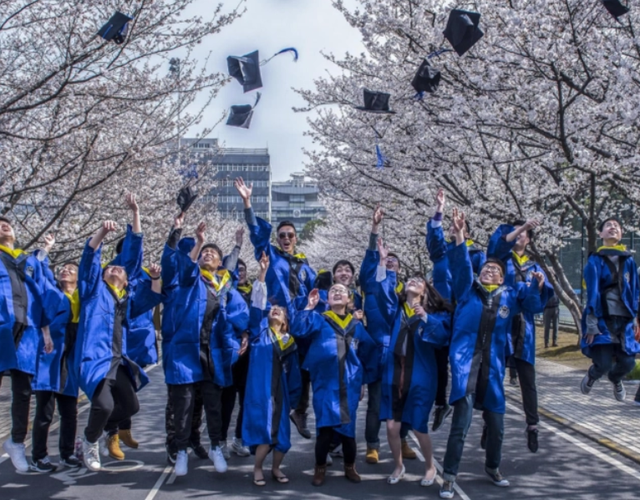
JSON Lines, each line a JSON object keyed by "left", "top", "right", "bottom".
{"left": 506, "top": 402, "right": 640, "bottom": 482}
{"left": 408, "top": 430, "right": 472, "bottom": 500}
{"left": 144, "top": 465, "right": 173, "bottom": 500}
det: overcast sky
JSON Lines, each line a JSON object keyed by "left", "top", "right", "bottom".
{"left": 186, "top": 0, "right": 363, "bottom": 181}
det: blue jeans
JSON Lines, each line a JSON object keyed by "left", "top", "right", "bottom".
{"left": 365, "top": 379, "right": 409, "bottom": 449}
{"left": 588, "top": 343, "right": 636, "bottom": 384}
{"left": 442, "top": 394, "right": 503, "bottom": 481}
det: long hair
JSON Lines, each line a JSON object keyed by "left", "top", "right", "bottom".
{"left": 399, "top": 274, "right": 454, "bottom": 314}
{"left": 268, "top": 304, "right": 289, "bottom": 333}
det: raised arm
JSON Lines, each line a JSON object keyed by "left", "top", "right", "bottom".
{"left": 161, "top": 213, "right": 184, "bottom": 289}
{"left": 125, "top": 192, "right": 141, "bottom": 234}
{"left": 223, "top": 226, "right": 243, "bottom": 272}
{"left": 370, "top": 237, "right": 400, "bottom": 326}
{"left": 189, "top": 222, "right": 206, "bottom": 263}
{"left": 447, "top": 208, "right": 474, "bottom": 299}
{"left": 248, "top": 252, "right": 270, "bottom": 337}
{"left": 88, "top": 220, "right": 117, "bottom": 251}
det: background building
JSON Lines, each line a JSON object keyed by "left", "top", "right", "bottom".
{"left": 271, "top": 172, "right": 326, "bottom": 232}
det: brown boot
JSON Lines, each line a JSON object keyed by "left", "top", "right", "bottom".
{"left": 401, "top": 439, "right": 417, "bottom": 459}
{"left": 107, "top": 434, "right": 125, "bottom": 460}
{"left": 312, "top": 464, "right": 327, "bottom": 487}
{"left": 118, "top": 429, "right": 139, "bottom": 449}
{"left": 344, "top": 463, "right": 361, "bottom": 483}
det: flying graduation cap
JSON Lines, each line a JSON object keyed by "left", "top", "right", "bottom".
{"left": 98, "top": 11, "right": 134, "bottom": 44}
{"left": 226, "top": 92, "right": 262, "bottom": 129}
{"left": 227, "top": 48, "right": 299, "bottom": 93}
{"left": 602, "top": 0, "right": 630, "bottom": 19}
{"left": 443, "top": 9, "right": 484, "bottom": 57}
{"left": 356, "top": 89, "right": 396, "bottom": 114}
{"left": 412, "top": 59, "right": 441, "bottom": 94}
{"left": 177, "top": 186, "right": 198, "bottom": 214}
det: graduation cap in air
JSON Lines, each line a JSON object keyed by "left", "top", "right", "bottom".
{"left": 355, "top": 89, "right": 396, "bottom": 114}
{"left": 177, "top": 186, "right": 198, "bottom": 213}
{"left": 412, "top": 59, "right": 441, "bottom": 94}
{"left": 227, "top": 51, "right": 263, "bottom": 93}
{"left": 602, "top": 0, "right": 630, "bottom": 19}
{"left": 314, "top": 271, "right": 333, "bottom": 291}
{"left": 443, "top": 9, "right": 484, "bottom": 57}
{"left": 98, "top": 11, "right": 134, "bottom": 44}
{"left": 226, "top": 93, "right": 262, "bottom": 129}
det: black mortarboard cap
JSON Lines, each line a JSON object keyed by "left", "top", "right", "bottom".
{"left": 177, "top": 186, "right": 198, "bottom": 213}
{"left": 411, "top": 59, "right": 441, "bottom": 93}
{"left": 227, "top": 51, "right": 263, "bottom": 93}
{"left": 98, "top": 11, "right": 133, "bottom": 44}
{"left": 355, "top": 89, "right": 396, "bottom": 114}
{"left": 443, "top": 9, "right": 484, "bottom": 57}
{"left": 226, "top": 93, "right": 261, "bottom": 129}
{"left": 314, "top": 271, "right": 333, "bottom": 291}
{"left": 602, "top": 0, "right": 630, "bottom": 19}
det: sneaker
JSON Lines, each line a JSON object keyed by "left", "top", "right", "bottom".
{"left": 219, "top": 440, "right": 231, "bottom": 460}
{"left": 401, "top": 439, "right": 417, "bottom": 459}
{"left": 432, "top": 404, "right": 453, "bottom": 432}
{"left": 439, "top": 480, "right": 455, "bottom": 499}
{"left": 74, "top": 437, "right": 84, "bottom": 461}
{"left": 82, "top": 438, "right": 101, "bottom": 472}
{"left": 365, "top": 447, "right": 379, "bottom": 464}
{"left": 289, "top": 411, "right": 312, "bottom": 439}
{"left": 98, "top": 434, "right": 109, "bottom": 457}
{"left": 188, "top": 440, "right": 208, "bottom": 460}
{"left": 509, "top": 377, "right": 518, "bottom": 387}
{"left": 209, "top": 446, "right": 228, "bottom": 473}
{"left": 581, "top": 373, "right": 595, "bottom": 395}
{"left": 165, "top": 442, "right": 177, "bottom": 465}
{"left": 326, "top": 453, "right": 333, "bottom": 466}
{"left": 329, "top": 443, "right": 343, "bottom": 458}
{"left": 527, "top": 427, "right": 539, "bottom": 453}
{"left": 613, "top": 381, "right": 626, "bottom": 402}
{"left": 485, "top": 467, "right": 510, "bottom": 487}
{"left": 30, "top": 456, "right": 55, "bottom": 473}
{"left": 480, "top": 425, "right": 488, "bottom": 450}
{"left": 2, "top": 438, "right": 29, "bottom": 472}
{"left": 231, "top": 437, "right": 250, "bottom": 457}
{"left": 634, "top": 399, "right": 640, "bottom": 407}
{"left": 60, "top": 455, "right": 82, "bottom": 469}
{"left": 174, "top": 450, "right": 188, "bottom": 476}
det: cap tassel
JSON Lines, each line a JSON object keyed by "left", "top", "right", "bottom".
{"left": 261, "top": 47, "right": 300, "bottom": 65}
{"left": 376, "top": 144, "right": 387, "bottom": 169}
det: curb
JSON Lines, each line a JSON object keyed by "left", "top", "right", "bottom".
{"left": 506, "top": 392, "right": 640, "bottom": 466}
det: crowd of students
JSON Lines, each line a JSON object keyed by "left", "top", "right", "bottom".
{"left": 1, "top": 184, "right": 639, "bottom": 499}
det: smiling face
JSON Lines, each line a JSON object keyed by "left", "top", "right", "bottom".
{"left": 405, "top": 276, "right": 427, "bottom": 304}
{"left": 385, "top": 254, "right": 400, "bottom": 273}
{"left": 599, "top": 219, "right": 622, "bottom": 244}
{"left": 238, "top": 263, "right": 247, "bottom": 286}
{"left": 513, "top": 225, "right": 531, "bottom": 252}
{"left": 479, "top": 262, "right": 504, "bottom": 286}
{"left": 58, "top": 263, "right": 78, "bottom": 287}
{"left": 333, "top": 264, "right": 353, "bottom": 287}
{"left": 198, "top": 246, "right": 221, "bottom": 272}
{"left": 327, "top": 283, "right": 350, "bottom": 308}
{"left": 276, "top": 225, "right": 297, "bottom": 254}
{"left": 103, "top": 265, "right": 127, "bottom": 290}
{"left": 0, "top": 219, "right": 15, "bottom": 245}
{"left": 268, "top": 305, "right": 288, "bottom": 331}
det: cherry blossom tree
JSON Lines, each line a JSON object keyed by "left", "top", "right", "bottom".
{"left": 299, "top": 0, "right": 640, "bottom": 329}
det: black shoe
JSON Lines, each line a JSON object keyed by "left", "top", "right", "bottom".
{"left": 485, "top": 467, "right": 509, "bottom": 487}
{"left": 480, "top": 425, "right": 488, "bottom": 450}
{"left": 552, "top": 343, "right": 558, "bottom": 347}
{"left": 290, "top": 411, "right": 311, "bottom": 439}
{"left": 527, "top": 428, "right": 539, "bottom": 453}
{"left": 189, "top": 440, "right": 208, "bottom": 460}
{"left": 432, "top": 404, "right": 453, "bottom": 432}
{"left": 60, "top": 455, "right": 82, "bottom": 469}
{"left": 509, "top": 377, "right": 518, "bottom": 387}
{"left": 30, "top": 457, "right": 56, "bottom": 473}
{"left": 165, "top": 442, "right": 177, "bottom": 465}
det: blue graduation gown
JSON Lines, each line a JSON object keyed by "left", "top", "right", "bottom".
{"left": 372, "top": 269, "right": 451, "bottom": 433}
{"left": 291, "top": 310, "right": 378, "bottom": 437}
{"left": 74, "top": 239, "right": 162, "bottom": 401}
{"left": 488, "top": 224, "right": 553, "bottom": 365}
{"left": 159, "top": 237, "right": 248, "bottom": 387}
{"left": 0, "top": 249, "right": 48, "bottom": 375}
{"left": 32, "top": 252, "right": 78, "bottom": 397}
{"left": 447, "top": 242, "right": 543, "bottom": 414}
{"left": 242, "top": 307, "right": 301, "bottom": 453}
{"left": 580, "top": 249, "right": 640, "bottom": 357}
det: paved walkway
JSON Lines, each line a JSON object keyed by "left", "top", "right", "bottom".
{"left": 506, "top": 358, "right": 640, "bottom": 461}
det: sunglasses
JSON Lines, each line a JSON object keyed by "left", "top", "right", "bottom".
{"left": 278, "top": 232, "right": 295, "bottom": 239}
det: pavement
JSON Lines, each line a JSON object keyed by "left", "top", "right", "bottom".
{"left": 0, "top": 361, "right": 639, "bottom": 500}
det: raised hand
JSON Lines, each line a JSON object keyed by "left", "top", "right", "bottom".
{"left": 234, "top": 177, "right": 253, "bottom": 201}
{"left": 43, "top": 233, "right": 56, "bottom": 253}
{"left": 174, "top": 212, "right": 185, "bottom": 230}
{"left": 435, "top": 188, "right": 446, "bottom": 212}
{"left": 377, "top": 237, "right": 389, "bottom": 262}
{"left": 530, "top": 271, "right": 545, "bottom": 289}
{"left": 523, "top": 218, "right": 541, "bottom": 232}
{"left": 452, "top": 208, "right": 466, "bottom": 233}
{"left": 259, "top": 251, "right": 269, "bottom": 272}
{"left": 103, "top": 220, "right": 118, "bottom": 233}
{"left": 372, "top": 205, "right": 384, "bottom": 226}
{"left": 235, "top": 226, "right": 244, "bottom": 247}
{"left": 353, "top": 310, "right": 364, "bottom": 321}
{"left": 125, "top": 192, "right": 139, "bottom": 212}
{"left": 147, "top": 263, "right": 161, "bottom": 279}
{"left": 306, "top": 288, "right": 320, "bottom": 310}
{"left": 195, "top": 222, "right": 206, "bottom": 243}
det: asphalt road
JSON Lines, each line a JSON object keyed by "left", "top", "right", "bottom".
{"left": 1, "top": 365, "right": 638, "bottom": 500}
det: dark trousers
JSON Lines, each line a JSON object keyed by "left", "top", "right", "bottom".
{"left": 514, "top": 358, "right": 539, "bottom": 425}
{"left": 295, "top": 368, "right": 311, "bottom": 414}
{"left": 165, "top": 384, "right": 203, "bottom": 448}
{"left": 0, "top": 369, "right": 33, "bottom": 443}
{"left": 221, "top": 353, "right": 249, "bottom": 441}
{"left": 84, "top": 366, "right": 140, "bottom": 444}
{"left": 170, "top": 380, "right": 222, "bottom": 451}
{"left": 543, "top": 307, "right": 559, "bottom": 346}
{"left": 364, "top": 379, "right": 408, "bottom": 449}
{"left": 442, "top": 394, "right": 503, "bottom": 480}
{"left": 435, "top": 345, "right": 450, "bottom": 406}
{"left": 588, "top": 343, "right": 636, "bottom": 384}
{"left": 316, "top": 427, "right": 357, "bottom": 465}
{"left": 32, "top": 391, "right": 77, "bottom": 461}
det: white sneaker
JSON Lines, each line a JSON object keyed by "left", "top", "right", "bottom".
{"left": 219, "top": 440, "right": 230, "bottom": 460}
{"left": 326, "top": 453, "right": 333, "bottom": 466}
{"left": 174, "top": 450, "right": 188, "bottom": 476}
{"left": 98, "top": 433, "right": 109, "bottom": 457}
{"left": 82, "top": 438, "right": 101, "bottom": 472}
{"left": 231, "top": 437, "right": 250, "bottom": 457}
{"left": 209, "top": 446, "right": 228, "bottom": 473}
{"left": 2, "top": 438, "right": 29, "bottom": 472}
